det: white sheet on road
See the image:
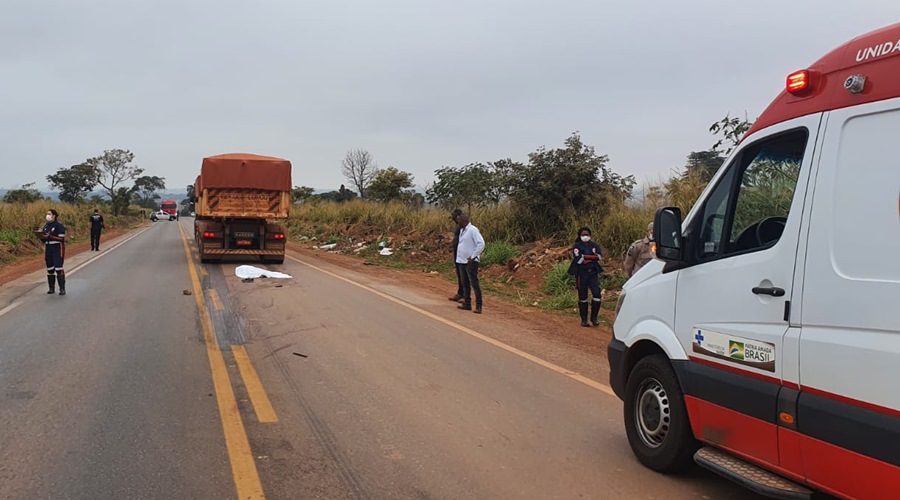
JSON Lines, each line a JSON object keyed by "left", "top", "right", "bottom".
{"left": 235, "top": 265, "right": 293, "bottom": 279}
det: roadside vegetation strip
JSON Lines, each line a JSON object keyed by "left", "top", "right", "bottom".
{"left": 177, "top": 222, "right": 266, "bottom": 500}
{"left": 286, "top": 253, "right": 617, "bottom": 398}
{"left": 0, "top": 202, "right": 143, "bottom": 265}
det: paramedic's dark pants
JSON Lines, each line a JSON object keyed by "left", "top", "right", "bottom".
{"left": 577, "top": 272, "right": 601, "bottom": 301}
{"left": 91, "top": 229, "right": 102, "bottom": 250}
{"left": 460, "top": 261, "right": 482, "bottom": 307}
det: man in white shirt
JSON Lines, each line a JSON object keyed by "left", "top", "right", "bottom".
{"left": 455, "top": 213, "right": 485, "bottom": 313}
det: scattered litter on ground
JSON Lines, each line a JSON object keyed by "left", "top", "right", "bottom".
{"left": 379, "top": 248, "right": 393, "bottom": 256}
{"left": 183, "top": 289, "right": 192, "bottom": 295}
{"left": 293, "top": 352, "right": 308, "bottom": 358}
{"left": 235, "top": 265, "right": 293, "bottom": 279}
{"left": 316, "top": 243, "right": 337, "bottom": 250}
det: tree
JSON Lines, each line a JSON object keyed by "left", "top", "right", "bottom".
{"left": 682, "top": 150, "right": 725, "bottom": 183}
{"left": 341, "top": 149, "right": 378, "bottom": 199}
{"left": 507, "top": 132, "right": 635, "bottom": 237}
{"left": 46, "top": 163, "right": 99, "bottom": 204}
{"left": 86, "top": 149, "right": 144, "bottom": 215}
{"left": 426, "top": 163, "right": 506, "bottom": 213}
{"left": 314, "top": 185, "right": 358, "bottom": 203}
{"left": 367, "top": 167, "right": 415, "bottom": 202}
{"left": 88, "top": 195, "right": 108, "bottom": 207}
{"left": 710, "top": 113, "right": 754, "bottom": 156}
{"left": 2, "top": 182, "right": 44, "bottom": 204}
{"left": 184, "top": 183, "right": 196, "bottom": 203}
{"left": 111, "top": 187, "right": 133, "bottom": 216}
{"left": 131, "top": 175, "right": 166, "bottom": 208}
{"left": 291, "top": 186, "right": 315, "bottom": 204}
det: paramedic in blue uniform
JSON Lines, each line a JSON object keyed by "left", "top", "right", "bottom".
{"left": 41, "top": 209, "right": 67, "bottom": 295}
{"left": 89, "top": 208, "right": 105, "bottom": 251}
{"left": 571, "top": 226, "right": 602, "bottom": 327}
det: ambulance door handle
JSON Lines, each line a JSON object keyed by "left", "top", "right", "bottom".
{"left": 752, "top": 286, "right": 785, "bottom": 297}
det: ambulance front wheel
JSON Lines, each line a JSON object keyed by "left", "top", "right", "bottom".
{"left": 623, "top": 354, "right": 698, "bottom": 473}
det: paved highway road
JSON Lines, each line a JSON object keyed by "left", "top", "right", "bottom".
{"left": 0, "top": 219, "right": 760, "bottom": 499}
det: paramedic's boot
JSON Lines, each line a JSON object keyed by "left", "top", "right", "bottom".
{"left": 57, "top": 272, "right": 66, "bottom": 296}
{"left": 47, "top": 274, "right": 56, "bottom": 294}
{"left": 590, "top": 300, "right": 601, "bottom": 327}
{"left": 579, "top": 302, "right": 589, "bottom": 327}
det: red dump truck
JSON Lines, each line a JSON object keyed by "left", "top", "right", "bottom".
{"left": 192, "top": 153, "right": 292, "bottom": 264}
{"left": 160, "top": 199, "right": 179, "bottom": 220}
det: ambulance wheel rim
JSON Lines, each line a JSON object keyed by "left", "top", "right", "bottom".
{"left": 634, "top": 377, "right": 670, "bottom": 448}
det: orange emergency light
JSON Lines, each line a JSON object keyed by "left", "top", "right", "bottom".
{"left": 786, "top": 70, "right": 811, "bottom": 94}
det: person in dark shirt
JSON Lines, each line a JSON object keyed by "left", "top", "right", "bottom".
{"left": 89, "top": 208, "right": 105, "bottom": 251}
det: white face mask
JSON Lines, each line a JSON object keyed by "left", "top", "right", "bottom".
{"left": 46, "top": 214, "right": 54, "bottom": 222}
{"left": 580, "top": 235, "right": 590, "bottom": 242}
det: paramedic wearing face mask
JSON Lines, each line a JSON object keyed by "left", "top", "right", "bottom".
{"left": 571, "top": 226, "right": 602, "bottom": 327}
{"left": 40, "top": 209, "right": 67, "bottom": 295}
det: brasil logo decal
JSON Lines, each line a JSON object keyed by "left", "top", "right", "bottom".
{"left": 729, "top": 341, "right": 744, "bottom": 360}
{"left": 692, "top": 329, "right": 775, "bottom": 372}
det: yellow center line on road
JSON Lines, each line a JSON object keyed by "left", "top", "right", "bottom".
{"left": 286, "top": 253, "right": 617, "bottom": 398}
{"left": 232, "top": 345, "right": 279, "bottom": 423}
{"left": 209, "top": 289, "right": 224, "bottom": 311}
{"left": 178, "top": 223, "right": 266, "bottom": 500}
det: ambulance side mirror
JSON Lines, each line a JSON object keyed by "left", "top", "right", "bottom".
{"left": 654, "top": 207, "right": 683, "bottom": 262}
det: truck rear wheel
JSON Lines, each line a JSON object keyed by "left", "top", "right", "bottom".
{"left": 623, "top": 354, "right": 698, "bottom": 473}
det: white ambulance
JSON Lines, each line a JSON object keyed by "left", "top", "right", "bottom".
{"left": 608, "top": 23, "right": 900, "bottom": 499}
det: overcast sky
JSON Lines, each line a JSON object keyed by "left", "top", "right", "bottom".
{"left": 1, "top": 0, "right": 898, "bottom": 193}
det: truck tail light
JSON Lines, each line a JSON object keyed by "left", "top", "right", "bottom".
{"left": 273, "top": 233, "right": 285, "bottom": 240}
{"left": 786, "top": 70, "right": 810, "bottom": 94}
{"left": 202, "top": 231, "right": 217, "bottom": 238}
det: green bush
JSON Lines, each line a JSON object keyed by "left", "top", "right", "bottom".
{"left": 542, "top": 261, "right": 576, "bottom": 296}
{"left": 480, "top": 242, "right": 519, "bottom": 266}
{"left": 0, "top": 230, "right": 21, "bottom": 246}
{"left": 542, "top": 293, "right": 578, "bottom": 310}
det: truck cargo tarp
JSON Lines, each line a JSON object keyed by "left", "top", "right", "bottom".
{"left": 200, "top": 153, "right": 292, "bottom": 191}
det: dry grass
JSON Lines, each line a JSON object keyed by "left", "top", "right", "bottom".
{"left": 0, "top": 202, "right": 143, "bottom": 264}
{"left": 289, "top": 175, "right": 707, "bottom": 260}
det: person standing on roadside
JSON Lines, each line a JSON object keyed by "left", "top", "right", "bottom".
{"left": 89, "top": 208, "right": 105, "bottom": 251}
{"left": 624, "top": 222, "right": 654, "bottom": 277}
{"left": 455, "top": 213, "right": 485, "bottom": 314}
{"left": 448, "top": 208, "right": 465, "bottom": 303}
{"left": 40, "top": 209, "right": 67, "bottom": 295}
{"left": 571, "top": 226, "right": 602, "bottom": 327}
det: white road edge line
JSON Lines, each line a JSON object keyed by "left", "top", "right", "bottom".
{"left": 286, "top": 253, "right": 617, "bottom": 398}
{"left": 0, "top": 300, "right": 23, "bottom": 319}
{"left": 66, "top": 225, "right": 153, "bottom": 277}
